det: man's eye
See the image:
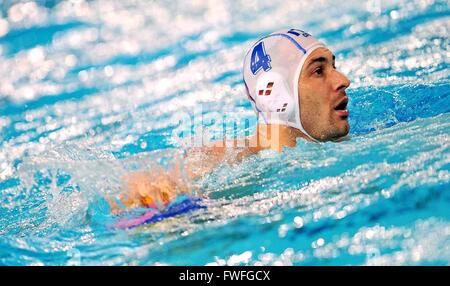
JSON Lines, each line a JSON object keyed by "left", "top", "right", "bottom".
{"left": 314, "top": 68, "right": 323, "bottom": 76}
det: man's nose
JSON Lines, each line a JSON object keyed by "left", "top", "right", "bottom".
{"left": 333, "top": 70, "right": 350, "bottom": 93}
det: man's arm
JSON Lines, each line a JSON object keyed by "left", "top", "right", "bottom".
{"left": 108, "top": 143, "right": 227, "bottom": 213}
{"left": 109, "top": 137, "right": 258, "bottom": 213}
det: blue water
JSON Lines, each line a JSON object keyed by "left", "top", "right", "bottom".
{"left": 0, "top": 0, "right": 449, "bottom": 265}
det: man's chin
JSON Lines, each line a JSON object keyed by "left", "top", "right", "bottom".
{"left": 309, "top": 120, "right": 350, "bottom": 142}
{"left": 332, "top": 134, "right": 350, "bottom": 142}
{"left": 342, "top": 122, "right": 350, "bottom": 136}
{"left": 330, "top": 122, "right": 350, "bottom": 141}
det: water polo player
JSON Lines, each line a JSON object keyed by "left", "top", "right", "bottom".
{"left": 110, "top": 28, "right": 351, "bottom": 213}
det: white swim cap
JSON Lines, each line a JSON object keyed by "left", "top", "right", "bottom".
{"left": 243, "top": 28, "right": 326, "bottom": 141}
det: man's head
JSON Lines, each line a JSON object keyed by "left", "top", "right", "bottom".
{"left": 298, "top": 47, "right": 350, "bottom": 141}
{"left": 243, "top": 29, "right": 351, "bottom": 142}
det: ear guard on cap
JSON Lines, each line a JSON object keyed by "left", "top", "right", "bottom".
{"left": 253, "top": 72, "right": 295, "bottom": 126}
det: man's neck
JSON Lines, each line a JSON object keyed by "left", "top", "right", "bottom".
{"left": 256, "top": 124, "right": 312, "bottom": 152}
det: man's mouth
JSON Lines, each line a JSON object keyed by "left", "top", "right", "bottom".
{"left": 334, "top": 97, "right": 349, "bottom": 118}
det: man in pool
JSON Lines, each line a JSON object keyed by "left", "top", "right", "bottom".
{"left": 109, "top": 28, "right": 351, "bottom": 211}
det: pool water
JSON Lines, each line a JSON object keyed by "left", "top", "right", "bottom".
{"left": 0, "top": 0, "right": 449, "bottom": 265}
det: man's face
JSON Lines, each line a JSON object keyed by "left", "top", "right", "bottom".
{"left": 298, "top": 48, "right": 351, "bottom": 141}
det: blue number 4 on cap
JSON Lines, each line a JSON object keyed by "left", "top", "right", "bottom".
{"left": 250, "top": 42, "right": 272, "bottom": 75}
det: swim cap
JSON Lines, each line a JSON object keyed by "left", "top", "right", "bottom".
{"left": 243, "top": 28, "right": 326, "bottom": 141}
